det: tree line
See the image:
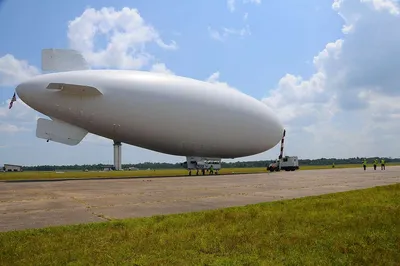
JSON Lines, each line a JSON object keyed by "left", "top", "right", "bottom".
{"left": 19, "top": 157, "right": 400, "bottom": 171}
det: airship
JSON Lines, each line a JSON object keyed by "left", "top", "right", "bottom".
{"left": 14, "top": 49, "right": 284, "bottom": 174}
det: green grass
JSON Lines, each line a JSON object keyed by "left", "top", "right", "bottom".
{"left": 1, "top": 184, "right": 399, "bottom": 265}
{"left": 1, "top": 163, "right": 398, "bottom": 181}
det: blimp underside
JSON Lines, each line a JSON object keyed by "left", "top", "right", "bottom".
{"left": 14, "top": 49, "right": 284, "bottom": 174}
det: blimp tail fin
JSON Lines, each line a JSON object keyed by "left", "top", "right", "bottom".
{"left": 36, "top": 118, "right": 88, "bottom": 146}
{"left": 41, "top": 49, "right": 89, "bottom": 72}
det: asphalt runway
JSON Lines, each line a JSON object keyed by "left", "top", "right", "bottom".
{"left": 1, "top": 166, "right": 399, "bottom": 232}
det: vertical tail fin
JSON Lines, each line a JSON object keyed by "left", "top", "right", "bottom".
{"left": 41, "top": 49, "right": 89, "bottom": 72}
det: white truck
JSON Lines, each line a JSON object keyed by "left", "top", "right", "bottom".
{"left": 267, "top": 156, "right": 299, "bottom": 172}
{"left": 181, "top": 156, "right": 221, "bottom": 175}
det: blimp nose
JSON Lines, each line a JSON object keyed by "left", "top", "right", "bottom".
{"left": 276, "top": 118, "right": 284, "bottom": 136}
{"left": 15, "top": 79, "right": 43, "bottom": 105}
{"left": 15, "top": 82, "right": 29, "bottom": 102}
{"left": 266, "top": 111, "right": 285, "bottom": 148}
{"left": 274, "top": 119, "right": 285, "bottom": 140}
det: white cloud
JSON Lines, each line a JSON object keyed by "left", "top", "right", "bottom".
{"left": 0, "top": 124, "right": 29, "bottom": 133}
{"left": 0, "top": 54, "right": 40, "bottom": 87}
{"left": 261, "top": 0, "right": 400, "bottom": 158}
{"left": 67, "top": 7, "right": 178, "bottom": 70}
{"left": 206, "top": 72, "right": 222, "bottom": 83}
{"left": 229, "top": 0, "right": 261, "bottom": 12}
{"left": 221, "top": 0, "right": 253, "bottom": 40}
{"left": 0, "top": 97, "right": 41, "bottom": 134}
{"left": 208, "top": 25, "right": 251, "bottom": 41}
{"left": 1, "top": 6, "right": 179, "bottom": 159}
{"left": 150, "top": 63, "right": 174, "bottom": 75}
{"left": 227, "top": 0, "right": 235, "bottom": 12}
{"left": 0, "top": 55, "right": 41, "bottom": 134}
{"left": 5, "top": 1, "right": 400, "bottom": 164}
{"left": 243, "top": 0, "right": 261, "bottom": 4}
{"left": 205, "top": 71, "right": 239, "bottom": 92}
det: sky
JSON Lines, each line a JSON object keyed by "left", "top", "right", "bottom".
{"left": 0, "top": 0, "right": 400, "bottom": 166}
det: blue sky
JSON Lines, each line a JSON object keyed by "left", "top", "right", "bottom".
{"left": 1, "top": 0, "right": 400, "bottom": 166}
{"left": 0, "top": 0, "right": 342, "bottom": 97}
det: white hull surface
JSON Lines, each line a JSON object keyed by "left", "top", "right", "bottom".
{"left": 16, "top": 69, "right": 283, "bottom": 158}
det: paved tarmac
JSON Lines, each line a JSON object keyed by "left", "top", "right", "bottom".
{"left": 1, "top": 167, "right": 399, "bottom": 232}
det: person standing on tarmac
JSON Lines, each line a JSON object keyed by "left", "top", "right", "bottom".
{"left": 363, "top": 159, "right": 367, "bottom": 171}
{"left": 209, "top": 165, "right": 214, "bottom": 175}
{"left": 381, "top": 158, "right": 385, "bottom": 170}
{"left": 373, "top": 159, "right": 378, "bottom": 170}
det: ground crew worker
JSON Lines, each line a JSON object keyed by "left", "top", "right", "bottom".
{"left": 362, "top": 159, "right": 367, "bottom": 171}
{"left": 381, "top": 158, "right": 385, "bottom": 170}
{"left": 332, "top": 162, "right": 335, "bottom": 168}
{"left": 373, "top": 159, "right": 378, "bottom": 170}
{"left": 209, "top": 165, "right": 214, "bottom": 175}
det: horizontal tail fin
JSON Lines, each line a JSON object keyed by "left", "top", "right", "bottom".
{"left": 36, "top": 118, "right": 88, "bottom": 145}
{"left": 41, "top": 49, "right": 89, "bottom": 72}
{"left": 46, "top": 83, "right": 103, "bottom": 96}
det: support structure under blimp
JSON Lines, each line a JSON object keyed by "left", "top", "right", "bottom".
{"left": 113, "top": 141, "right": 122, "bottom": 171}
{"left": 13, "top": 49, "right": 285, "bottom": 173}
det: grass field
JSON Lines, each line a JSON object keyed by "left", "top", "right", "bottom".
{"left": 0, "top": 163, "right": 398, "bottom": 181}
{"left": 1, "top": 183, "right": 399, "bottom": 265}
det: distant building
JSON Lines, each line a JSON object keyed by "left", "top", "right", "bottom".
{"left": 103, "top": 166, "right": 116, "bottom": 171}
{"left": 3, "top": 164, "right": 23, "bottom": 172}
